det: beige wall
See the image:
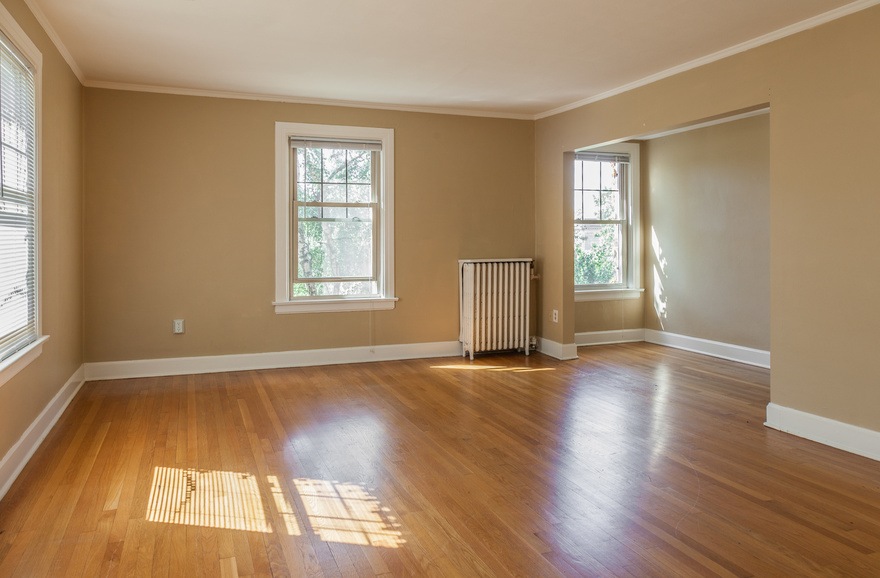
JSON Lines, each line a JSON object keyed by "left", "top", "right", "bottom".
{"left": 643, "top": 114, "right": 770, "bottom": 350}
{"left": 536, "top": 6, "right": 880, "bottom": 431}
{"left": 575, "top": 299, "right": 644, "bottom": 334}
{"left": 0, "top": 0, "right": 83, "bottom": 460}
{"left": 83, "top": 90, "right": 534, "bottom": 361}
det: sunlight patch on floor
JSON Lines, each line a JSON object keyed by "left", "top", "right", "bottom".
{"left": 145, "top": 467, "right": 404, "bottom": 548}
{"left": 431, "top": 364, "right": 554, "bottom": 373}
{"left": 294, "top": 478, "right": 405, "bottom": 548}
{"left": 146, "top": 467, "right": 273, "bottom": 533}
{"left": 268, "top": 475, "right": 302, "bottom": 536}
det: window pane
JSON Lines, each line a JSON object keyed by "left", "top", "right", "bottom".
{"left": 582, "top": 190, "right": 600, "bottom": 219}
{"left": 1, "top": 117, "right": 28, "bottom": 152}
{"left": 574, "top": 223, "right": 622, "bottom": 285}
{"left": 0, "top": 220, "right": 29, "bottom": 337}
{"left": 296, "top": 148, "right": 306, "bottom": 183}
{"left": 1, "top": 145, "right": 29, "bottom": 193}
{"left": 348, "top": 151, "right": 371, "bottom": 184}
{"left": 303, "top": 148, "right": 322, "bottom": 182}
{"left": 297, "top": 220, "right": 372, "bottom": 279}
{"left": 582, "top": 161, "right": 600, "bottom": 190}
{"left": 322, "top": 149, "right": 347, "bottom": 183}
{"left": 348, "top": 184, "right": 371, "bottom": 203}
{"left": 348, "top": 207, "right": 372, "bottom": 221}
{"left": 292, "top": 280, "right": 377, "bottom": 297}
{"left": 297, "top": 183, "right": 321, "bottom": 202}
{"left": 600, "top": 162, "right": 619, "bottom": 191}
{"left": 323, "top": 183, "right": 345, "bottom": 203}
{"left": 297, "top": 206, "right": 321, "bottom": 219}
{"left": 600, "top": 189, "right": 621, "bottom": 220}
{"left": 322, "top": 206, "right": 346, "bottom": 219}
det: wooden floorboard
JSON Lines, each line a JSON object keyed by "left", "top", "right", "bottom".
{"left": 1, "top": 343, "right": 879, "bottom": 576}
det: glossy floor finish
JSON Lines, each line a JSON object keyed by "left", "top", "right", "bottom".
{"left": 1, "top": 343, "right": 879, "bottom": 577}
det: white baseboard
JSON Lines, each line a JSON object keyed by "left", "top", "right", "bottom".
{"left": 537, "top": 338, "right": 578, "bottom": 360}
{"left": 765, "top": 403, "right": 880, "bottom": 462}
{"left": 644, "top": 329, "right": 770, "bottom": 368}
{"left": 84, "top": 340, "right": 462, "bottom": 381}
{"left": 576, "top": 328, "right": 646, "bottom": 346}
{"left": 0, "top": 365, "right": 85, "bottom": 501}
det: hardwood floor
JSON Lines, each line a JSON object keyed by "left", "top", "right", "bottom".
{"left": 1, "top": 343, "right": 879, "bottom": 577}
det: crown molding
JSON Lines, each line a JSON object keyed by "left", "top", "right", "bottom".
{"left": 534, "top": 0, "right": 880, "bottom": 120}
{"left": 23, "top": 0, "right": 84, "bottom": 83}
{"left": 82, "top": 80, "right": 535, "bottom": 120}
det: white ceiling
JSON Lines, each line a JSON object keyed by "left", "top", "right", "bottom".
{"left": 28, "top": 0, "right": 873, "bottom": 118}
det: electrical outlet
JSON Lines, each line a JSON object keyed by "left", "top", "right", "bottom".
{"left": 172, "top": 319, "right": 185, "bottom": 334}
{"left": 552, "top": 309, "right": 558, "bottom": 323}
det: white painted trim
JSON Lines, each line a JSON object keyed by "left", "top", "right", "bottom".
{"left": 274, "top": 297, "right": 398, "bottom": 314}
{"left": 640, "top": 108, "right": 770, "bottom": 140}
{"left": 575, "top": 288, "right": 644, "bottom": 302}
{"left": 85, "top": 80, "right": 534, "bottom": 120}
{"left": 274, "top": 122, "right": 395, "bottom": 312}
{"left": 84, "top": 341, "right": 462, "bottom": 381}
{"left": 534, "top": 0, "right": 880, "bottom": 120}
{"left": 765, "top": 403, "right": 880, "bottom": 463}
{"left": 22, "top": 0, "right": 85, "bottom": 83}
{"left": 537, "top": 338, "right": 578, "bottom": 361}
{"left": 0, "top": 336, "right": 49, "bottom": 390}
{"left": 0, "top": 365, "right": 85, "bottom": 501}
{"left": 644, "top": 329, "right": 770, "bottom": 368}
{"left": 0, "top": 2, "right": 41, "bottom": 69}
{"left": 576, "top": 329, "right": 645, "bottom": 347}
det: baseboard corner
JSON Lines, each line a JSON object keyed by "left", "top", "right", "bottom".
{"left": 0, "top": 364, "right": 85, "bottom": 501}
{"left": 765, "top": 402, "right": 880, "bottom": 462}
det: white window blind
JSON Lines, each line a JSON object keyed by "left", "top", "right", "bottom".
{"left": 575, "top": 151, "right": 630, "bottom": 164}
{"left": 0, "top": 32, "right": 37, "bottom": 362}
{"left": 289, "top": 138, "right": 382, "bottom": 151}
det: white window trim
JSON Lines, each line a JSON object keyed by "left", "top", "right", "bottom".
{"left": 0, "top": 3, "right": 46, "bottom": 389}
{"left": 274, "top": 122, "right": 396, "bottom": 314}
{"left": 575, "top": 288, "right": 644, "bottom": 302}
{"left": 574, "top": 142, "right": 642, "bottom": 302}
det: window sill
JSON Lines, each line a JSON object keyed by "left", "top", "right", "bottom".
{"left": 0, "top": 335, "right": 49, "bottom": 390}
{"left": 274, "top": 297, "right": 398, "bottom": 314}
{"left": 575, "top": 288, "right": 644, "bottom": 302}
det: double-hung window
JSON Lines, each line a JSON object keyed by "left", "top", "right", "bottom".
{"left": 574, "top": 143, "right": 641, "bottom": 299}
{"left": 0, "top": 23, "right": 42, "bottom": 380}
{"left": 275, "top": 123, "right": 395, "bottom": 313}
